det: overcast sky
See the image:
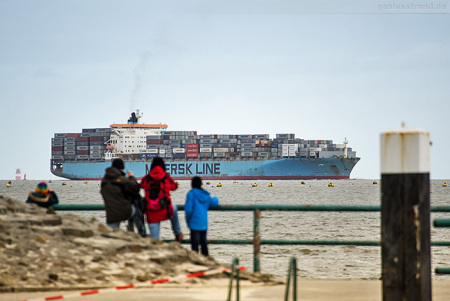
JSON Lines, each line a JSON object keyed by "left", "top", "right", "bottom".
{"left": 1, "top": 1, "right": 449, "bottom": 180}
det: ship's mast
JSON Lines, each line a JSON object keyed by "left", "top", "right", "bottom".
{"left": 343, "top": 137, "right": 348, "bottom": 158}
{"left": 135, "top": 109, "right": 142, "bottom": 124}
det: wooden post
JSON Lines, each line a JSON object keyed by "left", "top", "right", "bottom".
{"left": 380, "top": 126, "right": 431, "bottom": 301}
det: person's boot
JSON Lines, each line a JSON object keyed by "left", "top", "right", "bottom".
{"left": 175, "top": 233, "right": 184, "bottom": 242}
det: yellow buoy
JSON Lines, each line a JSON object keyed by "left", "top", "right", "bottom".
{"left": 328, "top": 183, "right": 334, "bottom": 187}
{"left": 300, "top": 181, "right": 305, "bottom": 185}
{"left": 84, "top": 181, "right": 88, "bottom": 184}
{"left": 206, "top": 182, "right": 211, "bottom": 185}
{"left": 373, "top": 181, "right": 377, "bottom": 185}
{"left": 62, "top": 182, "right": 67, "bottom": 185}
{"left": 49, "top": 180, "right": 52, "bottom": 183}
{"left": 6, "top": 184, "right": 11, "bottom": 188}
{"left": 443, "top": 183, "right": 448, "bottom": 187}
{"left": 233, "top": 181, "right": 237, "bottom": 183}
{"left": 252, "top": 183, "right": 257, "bottom": 187}
{"left": 217, "top": 183, "right": 222, "bottom": 187}
{"left": 8, "top": 180, "right": 12, "bottom": 184}
{"left": 268, "top": 183, "right": 273, "bottom": 187}
{"left": 175, "top": 181, "right": 179, "bottom": 185}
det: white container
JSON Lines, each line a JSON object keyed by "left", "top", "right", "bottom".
{"left": 172, "top": 148, "right": 186, "bottom": 153}
{"left": 214, "top": 148, "right": 228, "bottom": 153}
{"left": 200, "top": 148, "right": 212, "bottom": 153}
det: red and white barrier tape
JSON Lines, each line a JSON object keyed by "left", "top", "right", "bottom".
{"left": 19, "top": 266, "right": 247, "bottom": 301}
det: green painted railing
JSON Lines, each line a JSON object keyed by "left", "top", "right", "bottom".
{"left": 53, "top": 204, "right": 450, "bottom": 212}
{"left": 285, "top": 257, "right": 297, "bottom": 301}
{"left": 433, "top": 218, "right": 450, "bottom": 275}
{"left": 53, "top": 204, "right": 450, "bottom": 273}
{"left": 226, "top": 257, "right": 241, "bottom": 301}
{"left": 434, "top": 218, "right": 450, "bottom": 228}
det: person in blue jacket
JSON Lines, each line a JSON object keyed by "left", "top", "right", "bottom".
{"left": 26, "top": 181, "right": 59, "bottom": 208}
{"left": 185, "top": 176, "right": 219, "bottom": 256}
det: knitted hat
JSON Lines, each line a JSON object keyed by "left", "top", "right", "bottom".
{"left": 36, "top": 182, "right": 49, "bottom": 194}
{"left": 150, "top": 157, "right": 165, "bottom": 170}
{"left": 191, "top": 176, "right": 202, "bottom": 189}
{"left": 112, "top": 158, "right": 125, "bottom": 170}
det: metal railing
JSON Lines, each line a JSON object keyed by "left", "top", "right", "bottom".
{"left": 53, "top": 204, "right": 450, "bottom": 273}
{"left": 433, "top": 217, "right": 450, "bottom": 274}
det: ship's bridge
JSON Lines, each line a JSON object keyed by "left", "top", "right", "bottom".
{"left": 108, "top": 123, "right": 168, "bottom": 155}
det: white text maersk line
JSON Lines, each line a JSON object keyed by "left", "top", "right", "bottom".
{"left": 145, "top": 162, "right": 221, "bottom": 176}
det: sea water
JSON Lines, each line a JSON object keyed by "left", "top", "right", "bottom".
{"left": 1, "top": 179, "right": 449, "bottom": 280}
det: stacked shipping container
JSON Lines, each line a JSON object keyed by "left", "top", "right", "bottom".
{"left": 51, "top": 128, "right": 111, "bottom": 162}
{"left": 52, "top": 128, "right": 357, "bottom": 163}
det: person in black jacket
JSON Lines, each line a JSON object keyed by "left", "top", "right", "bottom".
{"left": 100, "top": 159, "right": 141, "bottom": 230}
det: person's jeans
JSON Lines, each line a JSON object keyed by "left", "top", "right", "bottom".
{"left": 190, "top": 229, "right": 208, "bottom": 256}
{"left": 107, "top": 205, "right": 136, "bottom": 229}
{"left": 127, "top": 204, "right": 147, "bottom": 237}
{"left": 148, "top": 204, "right": 182, "bottom": 239}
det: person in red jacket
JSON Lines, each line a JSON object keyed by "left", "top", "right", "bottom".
{"left": 140, "top": 157, "right": 184, "bottom": 241}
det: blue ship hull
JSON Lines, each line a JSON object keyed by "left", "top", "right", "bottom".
{"left": 51, "top": 157, "right": 360, "bottom": 180}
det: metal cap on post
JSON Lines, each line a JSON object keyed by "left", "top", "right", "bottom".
{"left": 380, "top": 125, "right": 431, "bottom": 301}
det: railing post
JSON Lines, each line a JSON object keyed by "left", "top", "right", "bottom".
{"left": 227, "top": 257, "right": 240, "bottom": 301}
{"left": 284, "top": 256, "right": 297, "bottom": 301}
{"left": 380, "top": 126, "right": 431, "bottom": 301}
{"left": 253, "top": 209, "right": 261, "bottom": 273}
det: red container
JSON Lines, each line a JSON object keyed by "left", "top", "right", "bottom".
{"left": 187, "top": 153, "right": 199, "bottom": 158}
{"left": 77, "top": 150, "right": 89, "bottom": 155}
{"left": 147, "top": 140, "right": 163, "bottom": 144}
{"left": 65, "top": 133, "right": 80, "bottom": 138}
{"left": 90, "top": 136, "right": 105, "bottom": 141}
{"left": 77, "top": 137, "right": 90, "bottom": 141}
{"left": 186, "top": 143, "right": 199, "bottom": 149}
{"left": 52, "top": 146, "right": 63, "bottom": 151}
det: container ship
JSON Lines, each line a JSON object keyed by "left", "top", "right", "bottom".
{"left": 50, "top": 111, "right": 360, "bottom": 180}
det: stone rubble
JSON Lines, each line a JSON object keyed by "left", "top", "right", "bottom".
{"left": 0, "top": 196, "right": 275, "bottom": 292}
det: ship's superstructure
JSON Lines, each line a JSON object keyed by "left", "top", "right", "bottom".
{"left": 51, "top": 111, "right": 360, "bottom": 180}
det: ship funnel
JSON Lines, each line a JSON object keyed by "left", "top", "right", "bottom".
{"left": 128, "top": 112, "right": 137, "bottom": 124}
{"left": 127, "top": 110, "right": 142, "bottom": 124}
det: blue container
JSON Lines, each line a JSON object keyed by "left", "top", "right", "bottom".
{"left": 173, "top": 153, "right": 186, "bottom": 159}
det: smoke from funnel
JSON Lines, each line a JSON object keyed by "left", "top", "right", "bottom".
{"left": 130, "top": 51, "right": 151, "bottom": 112}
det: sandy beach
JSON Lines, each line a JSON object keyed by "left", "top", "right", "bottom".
{"left": 2, "top": 279, "right": 450, "bottom": 301}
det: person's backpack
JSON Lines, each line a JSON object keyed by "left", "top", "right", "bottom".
{"left": 146, "top": 174, "right": 169, "bottom": 211}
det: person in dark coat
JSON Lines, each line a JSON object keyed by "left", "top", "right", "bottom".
{"left": 185, "top": 176, "right": 219, "bottom": 256}
{"left": 140, "top": 157, "right": 184, "bottom": 241}
{"left": 100, "top": 158, "right": 141, "bottom": 229}
{"left": 26, "top": 182, "right": 59, "bottom": 208}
